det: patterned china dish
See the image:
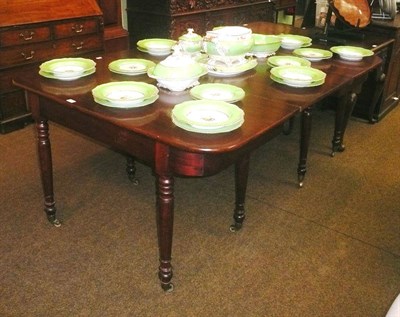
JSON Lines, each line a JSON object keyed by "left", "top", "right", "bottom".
{"left": 204, "top": 57, "right": 257, "bottom": 77}
{"left": 250, "top": 34, "right": 281, "bottom": 58}
{"left": 147, "top": 48, "right": 208, "bottom": 91}
{"left": 171, "top": 100, "right": 244, "bottom": 133}
{"left": 92, "top": 81, "right": 159, "bottom": 108}
{"left": 136, "top": 38, "right": 177, "bottom": 56}
{"left": 190, "top": 83, "right": 245, "bottom": 103}
{"left": 108, "top": 59, "right": 156, "bottom": 75}
{"left": 39, "top": 57, "right": 96, "bottom": 80}
{"left": 293, "top": 48, "right": 333, "bottom": 61}
{"left": 270, "top": 66, "right": 326, "bottom": 87}
{"left": 267, "top": 55, "right": 311, "bottom": 67}
{"left": 330, "top": 46, "right": 374, "bottom": 61}
{"left": 279, "top": 34, "right": 312, "bottom": 50}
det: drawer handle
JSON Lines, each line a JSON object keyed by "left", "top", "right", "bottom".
{"left": 21, "top": 50, "right": 35, "bottom": 60}
{"left": 19, "top": 31, "right": 35, "bottom": 41}
{"left": 72, "top": 24, "right": 84, "bottom": 33}
{"left": 72, "top": 42, "right": 84, "bottom": 50}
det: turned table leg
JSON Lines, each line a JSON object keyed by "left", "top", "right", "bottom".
{"left": 155, "top": 143, "right": 174, "bottom": 291}
{"left": 297, "top": 108, "right": 312, "bottom": 188}
{"left": 331, "top": 91, "right": 358, "bottom": 156}
{"left": 126, "top": 156, "right": 139, "bottom": 185}
{"left": 36, "top": 120, "right": 60, "bottom": 227}
{"left": 230, "top": 154, "right": 250, "bottom": 232}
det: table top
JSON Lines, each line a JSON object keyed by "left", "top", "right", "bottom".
{"left": 13, "top": 38, "right": 380, "bottom": 155}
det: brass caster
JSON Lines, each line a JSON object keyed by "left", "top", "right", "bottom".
{"left": 161, "top": 283, "right": 174, "bottom": 292}
{"left": 229, "top": 223, "right": 242, "bottom": 232}
{"left": 130, "top": 178, "right": 140, "bottom": 185}
{"left": 47, "top": 215, "right": 61, "bottom": 227}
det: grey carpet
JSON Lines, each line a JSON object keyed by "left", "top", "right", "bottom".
{"left": 1, "top": 105, "right": 399, "bottom": 316}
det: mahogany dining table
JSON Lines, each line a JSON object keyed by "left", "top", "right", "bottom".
{"left": 13, "top": 23, "right": 382, "bottom": 291}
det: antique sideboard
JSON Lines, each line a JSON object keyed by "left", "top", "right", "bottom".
{"left": 0, "top": 0, "right": 104, "bottom": 134}
{"left": 353, "top": 14, "right": 400, "bottom": 122}
{"left": 126, "top": 0, "right": 296, "bottom": 45}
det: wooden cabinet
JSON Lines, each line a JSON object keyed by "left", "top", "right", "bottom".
{"left": 97, "top": 0, "right": 130, "bottom": 52}
{"left": 126, "top": 0, "right": 285, "bottom": 45}
{"left": 0, "top": 0, "right": 104, "bottom": 133}
{"left": 353, "top": 14, "right": 400, "bottom": 122}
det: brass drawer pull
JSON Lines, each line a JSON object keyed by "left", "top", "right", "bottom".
{"left": 72, "top": 24, "right": 84, "bottom": 33}
{"left": 72, "top": 42, "right": 84, "bottom": 50}
{"left": 21, "top": 50, "right": 35, "bottom": 60}
{"left": 19, "top": 31, "right": 35, "bottom": 41}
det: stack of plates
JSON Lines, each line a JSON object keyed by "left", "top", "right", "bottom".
{"left": 270, "top": 66, "right": 326, "bottom": 88}
{"left": 137, "top": 38, "right": 177, "bottom": 56}
{"left": 330, "top": 46, "right": 374, "bottom": 61}
{"left": 39, "top": 58, "right": 96, "bottom": 80}
{"left": 267, "top": 55, "right": 311, "bottom": 68}
{"left": 293, "top": 48, "right": 333, "bottom": 62}
{"left": 190, "top": 83, "right": 245, "bottom": 103}
{"left": 92, "top": 81, "right": 159, "bottom": 108}
{"left": 108, "top": 59, "right": 155, "bottom": 75}
{"left": 172, "top": 100, "right": 244, "bottom": 134}
{"left": 279, "top": 34, "right": 312, "bottom": 50}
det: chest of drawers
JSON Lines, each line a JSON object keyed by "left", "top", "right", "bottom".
{"left": 0, "top": 0, "right": 104, "bottom": 134}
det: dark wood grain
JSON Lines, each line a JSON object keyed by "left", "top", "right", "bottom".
{"left": 13, "top": 22, "right": 382, "bottom": 290}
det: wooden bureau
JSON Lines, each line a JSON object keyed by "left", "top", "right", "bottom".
{"left": 126, "top": 0, "right": 296, "bottom": 45}
{"left": 354, "top": 14, "right": 400, "bottom": 122}
{"left": 0, "top": 0, "right": 104, "bottom": 134}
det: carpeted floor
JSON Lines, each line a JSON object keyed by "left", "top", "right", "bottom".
{"left": 1, "top": 103, "right": 399, "bottom": 316}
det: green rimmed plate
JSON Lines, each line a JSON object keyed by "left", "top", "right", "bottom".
{"left": 137, "top": 38, "right": 177, "bottom": 56}
{"left": 172, "top": 100, "right": 244, "bottom": 129}
{"left": 293, "top": 48, "right": 333, "bottom": 61}
{"left": 92, "top": 81, "right": 159, "bottom": 107}
{"left": 172, "top": 115, "right": 244, "bottom": 134}
{"left": 39, "top": 57, "right": 96, "bottom": 80}
{"left": 94, "top": 94, "right": 159, "bottom": 109}
{"left": 279, "top": 34, "right": 312, "bottom": 50}
{"left": 330, "top": 46, "right": 374, "bottom": 61}
{"left": 270, "top": 73, "right": 324, "bottom": 88}
{"left": 190, "top": 83, "right": 245, "bottom": 103}
{"left": 39, "top": 68, "right": 96, "bottom": 81}
{"left": 267, "top": 55, "right": 311, "bottom": 67}
{"left": 108, "top": 59, "right": 156, "bottom": 75}
{"left": 270, "top": 66, "right": 326, "bottom": 87}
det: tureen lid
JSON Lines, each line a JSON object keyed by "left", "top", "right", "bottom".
{"left": 160, "top": 46, "right": 196, "bottom": 67}
{"left": 179, "top": 28, "right": 202, "bottom": 42}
